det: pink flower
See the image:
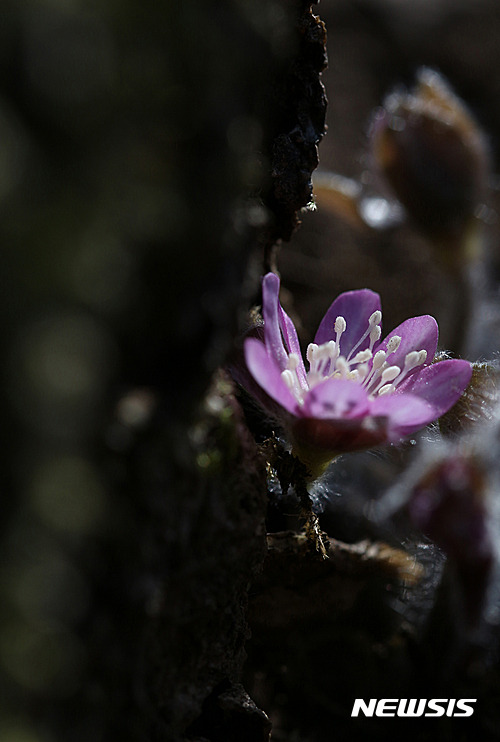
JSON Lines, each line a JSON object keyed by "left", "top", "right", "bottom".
{"left": 243, "top": 273, "right": 472, "bottom": 475}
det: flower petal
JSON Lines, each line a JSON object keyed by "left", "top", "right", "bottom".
{"left": 302, "top": 377, "right": 370, "bottom": 420}
{"left": 375, "top": 315, "right": 438, "bottom": 370}
{"left": 369, "top": 391, "right": 438, "bottom": 439}
{"left": 314, "top": 289, "right": 382, "bottom": 357}
{"left": 278, "top": 304, "right": 308, "bottom": 389}
{"left": 262, "top": 272, "right": 288, "bottom": 370}
{"left": 397, "top": 358, "right": 472, "bottom": 416}
{"left": 244, "top": 337, "right": 299, "bottom": 414}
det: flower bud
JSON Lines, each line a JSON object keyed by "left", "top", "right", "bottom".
{"left": 407, "top": 454, "right": 493, "bottom": 627}
{"left": 370, "top": 68, "right": 490, "bottom": 260}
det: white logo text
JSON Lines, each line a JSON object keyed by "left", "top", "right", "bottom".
{"left": 351, "top": 698, "right": 476, "bottom": 718}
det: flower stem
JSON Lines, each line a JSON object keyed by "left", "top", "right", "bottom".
{"left": 262, "top": 439, "right": 329, "bottom": 558}
{"left": 294, "top": 474, "right": 329, "bottom": 559}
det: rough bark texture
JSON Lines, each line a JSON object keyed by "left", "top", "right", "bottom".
{"left": 262, "top": 3, "right": 327, "bottom": 249}
{"left": 0, "top": 2, "right": 326, "bottom": 741}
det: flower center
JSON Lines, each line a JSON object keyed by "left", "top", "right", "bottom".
{"left": 280, "top": 310, "right": 428, "bottom": 405}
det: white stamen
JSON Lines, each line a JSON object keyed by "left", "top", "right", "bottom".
{"left": 347, "top": 308, "right": 383, "bottom": 361}
{"left": 306, "top": 343, "right": 318, "bottom": 364}
{"left": 369, "top": 325, "right": 381, "bottom": 348}
{"left": 380, "top": 365, "right": 401, "bottom": 383}
{"left": 378, "top": 383, "right": 395, "bottom": 396}
{"left": 362, "top": 349, "right": 387, "bottom": 391}
{"left": 315, "top": 340, "right": 336, "bottom": 375}
{"left": 335, "top": 316, "right": 347, "bottom": 334}
{"left": 389, "top": 348, "right": 428, "bottom": 388}
{"left": 372, "top": 365, "right": 401, "bottom": 395}
{"left": 356, "top": 363, "right": 370, "bottom": 382}
{"left": 307, "top": 372, "right": 322, "bottom": 388}
{"left": 332, "top": 316, "right": 346, "bottom": 365}
{"left": 335, "top": 356, "right": 349, "bottom": 377}
{"left": 327, "top": 339, "right": 337, "bottom": 357}
{"left": 403, "top": 351, "right": 422, "bottom": 370}
{"left": 281, "top": 369, "right": 295, "bottom": 389}
{"left": 387, "top": 335, "right": 402, "bottom": 354}
{"left": 281, "top": 368, "right": 304, "bottom": 405}
{"left": 282, "top": 350, "right": 307, "bottom": 403}
{"left": 350, "top": 348, "right": 372, "bottom": 365}
{"left": 371, "top": 350, "right": 387, "bottom": 369}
